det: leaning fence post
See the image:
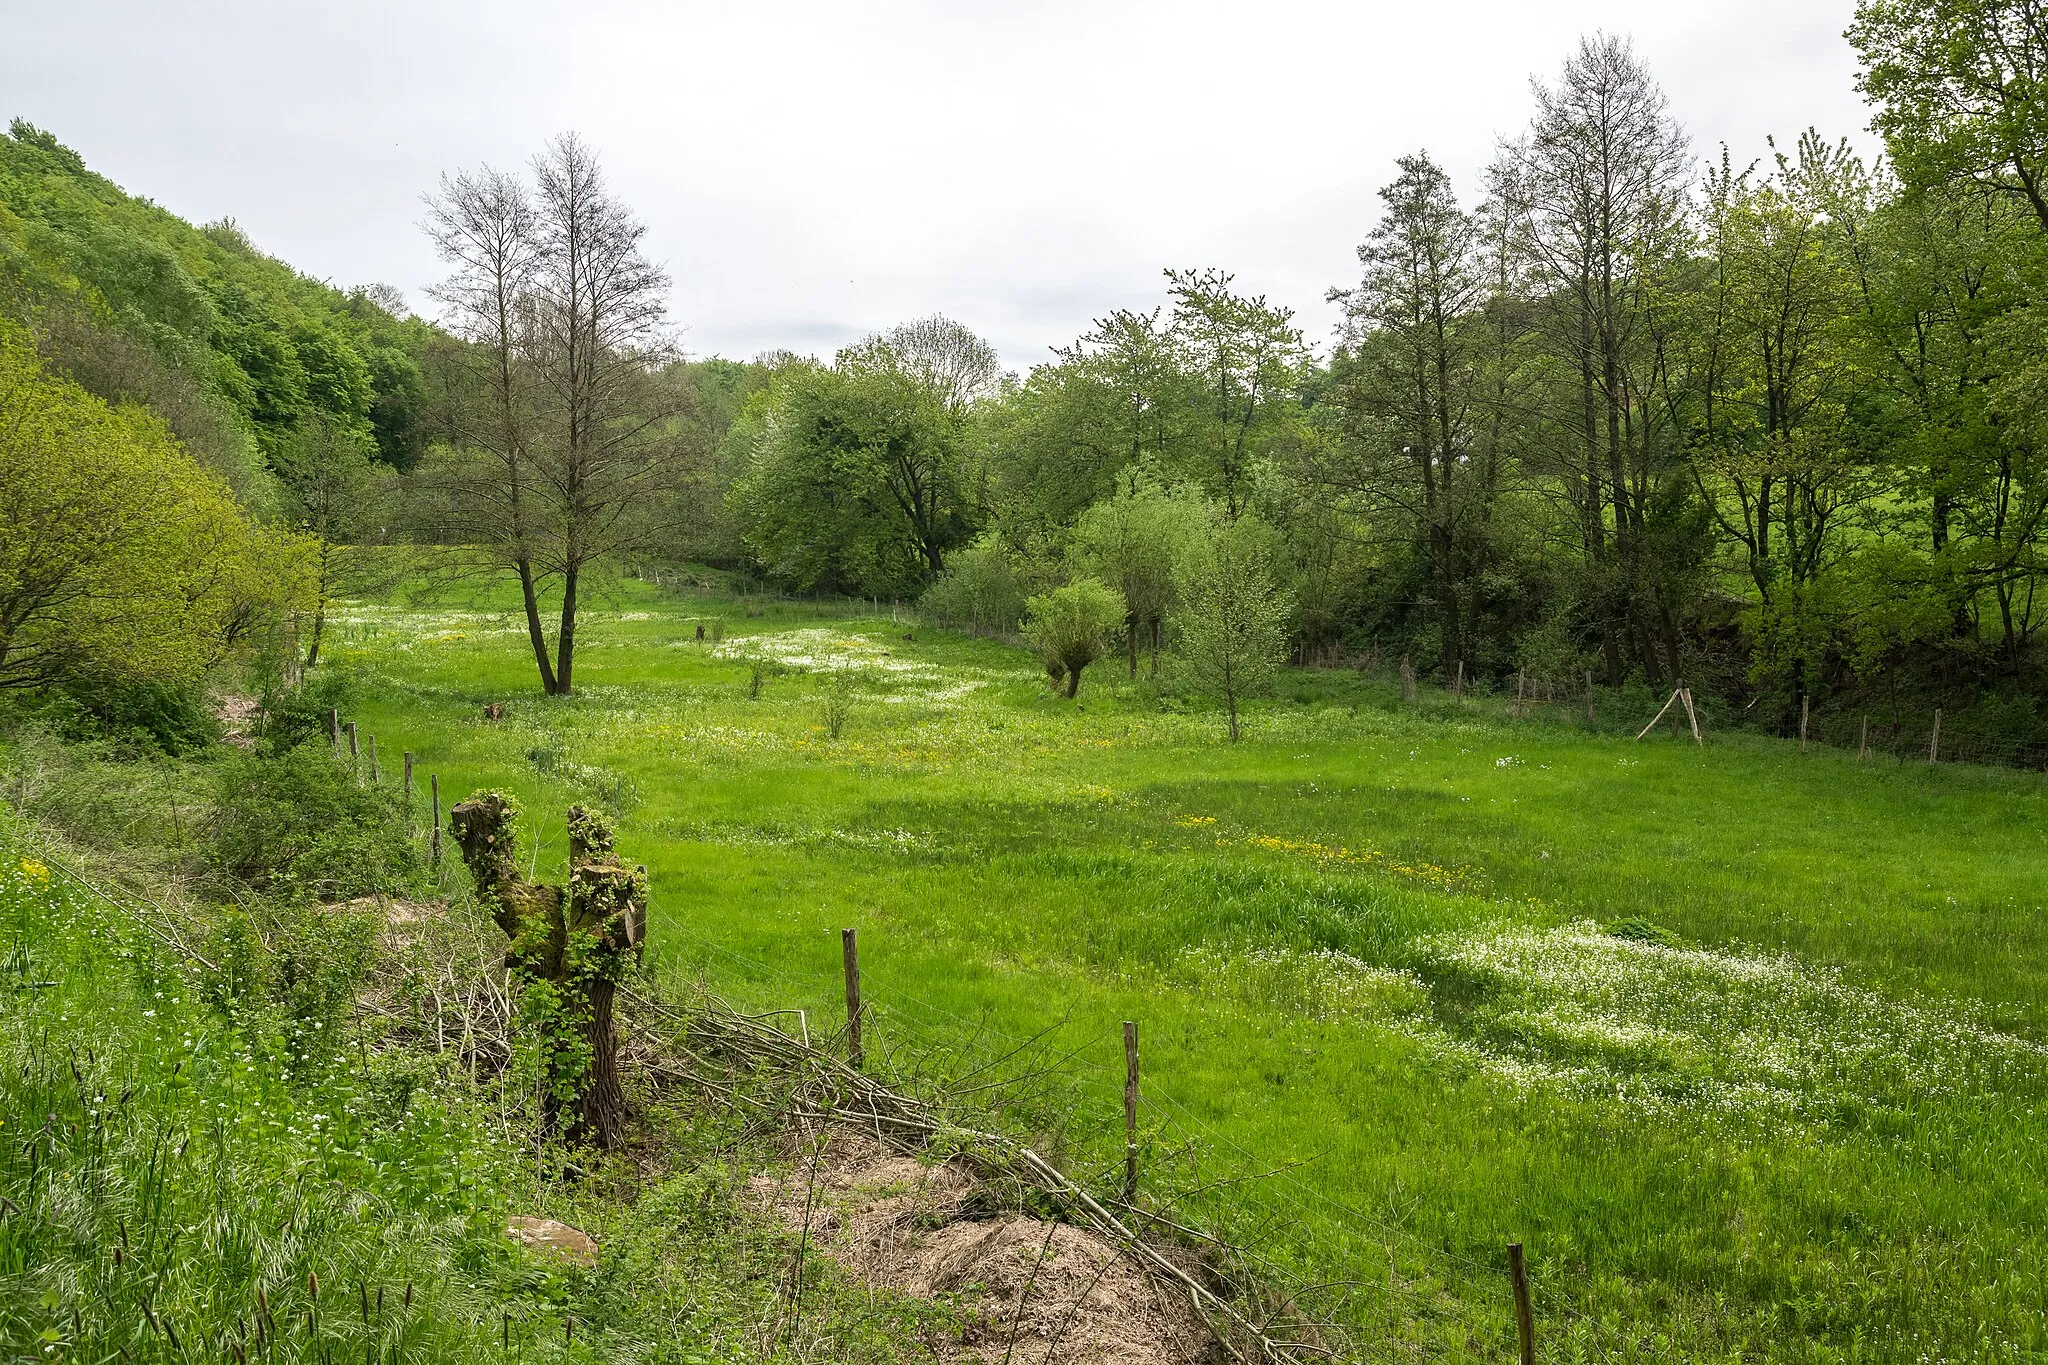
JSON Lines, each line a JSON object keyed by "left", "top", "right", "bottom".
{"left": 1508, "top": 1243, "right": 1535, "bottom": 1365}
{"left": 842, "top": 928, "right": 863, "bottom": 1070}
{"left": 430, "top": 775, "right": 442, "bottom": 864}
{"left": 1929, "top": 708, "right": 1942, "bottom": 764}
{"left": 1858, "top": 713, "right": 1870, "bottom": 762}
{"left": 1122, "top": 1021, "right": 1139, "bottom": 1203}
{"left": 346, "top": 721, "right": 359, "bottom": 761}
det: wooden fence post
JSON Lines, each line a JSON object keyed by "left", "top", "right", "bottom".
{"left": 1122, "top": 1021, "right": 1139, "bottom": 1203}
{"left": 1858, "top": 714, "right": 1869, "bottom": 762}
{"left": 1681, "top": 688, "right": 1703, "bottom": 745}
{"left": 1508, "top": 1243, "right": 1534, "bottom": 1365}
{"left": 403, "top": 751, "right": 414, "bottom": 802}
{"left": 346, "top": 721, "right": 359, "bottom": 761}
{"left": 1800, "top": 696, "right": 1810, "bottom": 753}
{"left": 1928, "top": 708, "right": 1942, "bottom": 764}
{"left": 1514, "top": 670, "right": 1527, "bottom": 718}
{"left": 328, "top": 708, "right": 340, "bottom": 751}
{"left": 430, "top": 775, "right": 442, "bottom": 864}
{"left": 1400, "top": 658, "right": 1416, "bottom": 704}
{"left": 367, "top": 735, "right": 379, "bottom": 784}
{"left": 1453, "top": 659, "right": 1465, "bottom": 699}
{"left": 842, "top": 928, "right": 863, "bottom": 1070}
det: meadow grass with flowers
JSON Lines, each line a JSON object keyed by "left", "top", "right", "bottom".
{"left": 297, "top": 572, "right": 2048, "bottom": 1362}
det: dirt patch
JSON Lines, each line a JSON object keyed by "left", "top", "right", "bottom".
{"left": 331, "top": 895, "right": 440, "bottom": 924}
{"left": 215, "top": 693, "right": 260, "bottom": 750}
{"left": 752, "top": 1132, "right": 1211, "bottom": 1365}
{"left": 506, "top": 1215, "right": 598, "bottom": 1267}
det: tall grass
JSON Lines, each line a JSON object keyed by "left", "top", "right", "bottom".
{"left": 0, "top": 828, "right": 954, "bottom": 1364}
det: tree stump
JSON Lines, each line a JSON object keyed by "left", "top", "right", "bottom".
{"left": 450, "top": 791, "right": 646, "bottom": 1148}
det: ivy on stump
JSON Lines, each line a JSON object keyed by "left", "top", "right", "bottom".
{"left": 449, "top": 791, "right": 647, "bottom": 1148}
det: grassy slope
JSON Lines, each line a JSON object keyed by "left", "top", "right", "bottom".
{"left": 331, "top": 575, "right": 2048, "bottom": 1362}
{"left": 0, "top": 816, "right": 948, "bottom": 1363}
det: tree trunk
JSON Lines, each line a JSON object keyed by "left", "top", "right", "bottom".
{"left": 516, "top": 559, "right": 559, "bottom": 694}
{"left": 305, "top": 602, "right": 327, "bottom": 671}
{"left": 555, "top": 564, "right": 580, "bottom": 695}
{"left": 449, "top": 793, "right": 646, "bottom": 1148}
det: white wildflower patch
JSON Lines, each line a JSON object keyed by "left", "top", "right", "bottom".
{"left": 1403, "top": 920, "right": 2048, "bottom": 1121}
{"left": 711, "top": 628, "right": 1017, "bottom": 705}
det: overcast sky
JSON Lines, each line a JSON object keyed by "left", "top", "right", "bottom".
{"left": 3, "top": 0, "right": 1874, "bottom": 370}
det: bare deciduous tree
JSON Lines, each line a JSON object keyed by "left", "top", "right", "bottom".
{"left": 422, "top": 135, "right": 680, "bottom": 695}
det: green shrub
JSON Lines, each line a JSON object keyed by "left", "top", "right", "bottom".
{"left": 58, "top": 673, "right": 220, "bottom": 753}
{"left": 1606, "top": 916, "right": 1681, "bottom": 947}
{"left": 1022, "top": 579, "right": 1126, "bottom": 700}
{"left": 920, "top": 533, "right": 1025, "bottom": 637}
{"left": 257, "top": 668, "right": 352, "bottom": 753}
{"left": 212, "top": 741, "right": 423, "bottom": 899}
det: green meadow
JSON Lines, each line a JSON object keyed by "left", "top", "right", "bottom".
{"left": 327, "top": 573, "right": 2048, "bottom": 1362}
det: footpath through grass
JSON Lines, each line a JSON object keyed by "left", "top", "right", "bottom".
{"left": 330, "top": 574, "right": 2048, "bottom": 1362}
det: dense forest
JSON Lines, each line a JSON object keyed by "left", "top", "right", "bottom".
{"left": 7, "top": 4, "right": 2048, "bottom": 755}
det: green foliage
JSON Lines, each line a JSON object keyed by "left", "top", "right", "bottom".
{"left": 257, "top": 668, "right": 354, "bottom": 754}
{"left": 1021, "top": 579, "right": 1127, "bottom": 699}
{"left": 1071, "top": 482, "right": 1212, "bottom": 674}
{"left": 1169, "top": 520, "right": 1293, "bottom": 740}
{"left": 0, "top": 821, "right": 946, "bottom": 1364}
{"left": 0, "top": 319, "right": 314, "bottom": 692}
{"left": 917, "top": 532, "right": 1026, "bottom": 637}
{"left": 211, "top": 742, "right": 423, "bottom": 900}
{"left": 0, "top": 121, "right": 429, "bottom": 471}
{"left": 57, "top": 673, "right": 221, "bottom": 754}
{"left": 727, "top": 331, "right": 988, "bottom": 596}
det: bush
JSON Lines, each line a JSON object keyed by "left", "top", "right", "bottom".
{"left": 256, "top": 667, "right": 352, "bottom": 752}
{"left": 1022, "top": 579, "right": 1127, "bottom": 700}
{"left": 920, "top": 533, "right": 1026, "bottom": 637}
{"left": 212, "top": 741, "right": 423, "bottom": 900}
{"left": 59, "top": 673, "right": 220, "bottom": 753}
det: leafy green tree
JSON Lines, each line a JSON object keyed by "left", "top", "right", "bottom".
{"left": 273, "top": 415, "right": 383, "bottom": 670}
{"left": 729, "top": 326, "right": 989, "bottom": 595}
{"left": 1851, "top": 0, "right": 2048, "bottom": 236}
{"left": 1492, "top": 35, "right": 1694, "bottom": 684}
{"left": 1070, "top": 481, "right": 1211, "bottom": 675}
{"left": 1171, "top": 521, "right": 1292, "bottom": 741}
{"left": 1329, "top": 151, "right": 1489, "bottom": 679}
{"left": 1164, "top": 269, "right": 1311, "bottom": 518}
{"left": 1022, "top": 579, "right": 1127, "bottom": 699}
{"left": 1687, "top": 133, "right": 1873, "bottom": 609}
{"left": 0, "top": 320, "right": 311, "bottom": 691}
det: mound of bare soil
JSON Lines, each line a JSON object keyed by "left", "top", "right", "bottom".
{"left": 753, "top": 1133, "right": 1212, "bottom": 1365}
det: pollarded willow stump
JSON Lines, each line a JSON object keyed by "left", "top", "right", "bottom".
{"left": 450, "top": 791, "right": 647, "bottom": 1148}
